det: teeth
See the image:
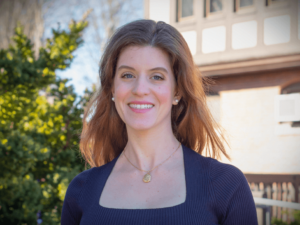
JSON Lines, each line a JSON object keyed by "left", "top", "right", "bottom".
{"left": 129, "top": 104, "right": 154, "bottom": 109}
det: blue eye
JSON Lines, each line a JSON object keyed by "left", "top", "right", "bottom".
{"left": 122, "top": 73, "right": 134, "bottom": 79}
{"left": 152, "top": 75, "right": 164, "bottom": 80}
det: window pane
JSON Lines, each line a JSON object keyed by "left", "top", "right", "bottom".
{"left": 210, "top": 0, "right": 222, "bottom": 13}
{"left": 181, "top": 0, "right": 193, "bottom": 18}
{"left": 239, "top": 0, "right": 253, "bottom": 8}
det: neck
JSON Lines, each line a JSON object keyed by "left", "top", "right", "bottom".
{"left": 124, "top": 122, "right": 180, "bottom": 171}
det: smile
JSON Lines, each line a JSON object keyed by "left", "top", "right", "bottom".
{"left": 128, "top": 104, "right": 154, "bottom": 109}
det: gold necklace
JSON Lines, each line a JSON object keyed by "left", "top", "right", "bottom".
{"left": 122, "top": 142, "right": 181, "bottom": 183}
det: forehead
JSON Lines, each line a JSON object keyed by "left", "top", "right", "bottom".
{"left": 116, "top": 45, "right": 172, "bottom": 72}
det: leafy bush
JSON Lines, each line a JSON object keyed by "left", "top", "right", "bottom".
{"left": 272, "top": 210, "right": 300, "bottom": 225}
{"left": 0, "top": 19, "right": 94, "bottom": 224}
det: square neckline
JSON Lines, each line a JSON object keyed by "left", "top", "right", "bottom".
{"left": 97, "top": 144, "right": 189, "bottom": 211}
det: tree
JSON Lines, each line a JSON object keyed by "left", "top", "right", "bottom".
{"left": 0, "top": 16, "right": 92, "bottom": 224}
{"left": 0, "top": 0, "right": 143, "bottom": 93}
{"left": 0, "top": 0, "right": 47, "bottom": 59}
{"left": 84, "top": 0, "right": 142, "bottom": 63}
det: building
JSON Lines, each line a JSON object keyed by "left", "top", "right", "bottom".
{"left": 144, "top": 0, "right": 300, "bottom": 223}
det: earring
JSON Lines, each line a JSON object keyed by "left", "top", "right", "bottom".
{"left": 175, "top": 99, "right": 179, "bottom": 103}
{"left": 112, "top": 97, "right": 115, "bottom": 101}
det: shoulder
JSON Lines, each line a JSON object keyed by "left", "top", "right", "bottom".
{"left": 183, "top": 147, "right": 257, "bottom": 223}
{"left": 208, "top": 158, "right": 247, "bottom": 187}
{"left": 61, "top": 164, "right": 112, "bottom": 224}
{"left": 207, "top": 157, "right": 251, "bottom": 205}
{"left": 183, "top": 145, "right": 246, "bottom": 185}
{"left": 61, "top": 168, "right": 94, "bottom": 223}
{"left": 183, "top": 145, "right": 251, "bottom": 204}
{"left": 62, "top": 162, "right": 114, "bottom": 222}
{"left": 64, "top": 168, "right": 93, "bottom": 203}
{"left": 66, "top": 161, "right": 114, "bottom": 199}
{"left": 205, "top": 158, "right": 257, "bottom": 223}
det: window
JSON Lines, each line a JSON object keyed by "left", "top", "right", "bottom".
{"left": 235, "top": 0, "right": 254, "bottom": 12}
{"left": 206, "top": 0, "right": 223, "bottom": 14}
{"left": 275, "top": 81, "right": 300, "bottom": 129}
{"left": 210, "top": 0, "right": 222, "bottom": 13}
{"left": 177, "top": 0, "right": 193, "bottom": 22}
{"left": 205, "top": 0, "right": 223, "bottom": 17}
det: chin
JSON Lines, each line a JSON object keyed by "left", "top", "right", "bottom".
{"left": 126, "top": 120, "right": 157, "bottom": 131}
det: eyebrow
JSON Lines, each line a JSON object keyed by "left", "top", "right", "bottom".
{"left": 117, "top": 65, "right": 169, "bottom": 74}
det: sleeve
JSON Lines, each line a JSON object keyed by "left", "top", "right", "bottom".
{"left": 61, "top": 169, "right": 90, "bottom": 225}
{"left": 209, "top": 159, "right": 258, "bottom": 225}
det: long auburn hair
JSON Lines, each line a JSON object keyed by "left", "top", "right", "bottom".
{"left": 80, "top": 19, "right": 230, "bottom": 167}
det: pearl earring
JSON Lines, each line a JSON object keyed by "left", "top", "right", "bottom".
{"left": 175, "top": 99, "right": 179, "bottom": 103}
{"left": 112, "top": 97, "right": 114, "bottom": 101}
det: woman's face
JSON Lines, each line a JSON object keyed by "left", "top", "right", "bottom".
{"left": 113, "top": 45, "right": 178, "bottom": 131}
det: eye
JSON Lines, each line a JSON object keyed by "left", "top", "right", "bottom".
{"left": 151, "top": 75, "right": 164, "bottom": 81}
{"left": 121, "top": 73, "right": 134, "bottom": 79}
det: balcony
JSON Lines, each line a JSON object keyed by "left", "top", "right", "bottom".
{"left": 245, "top": 174, "right": 300, "bottom": 224}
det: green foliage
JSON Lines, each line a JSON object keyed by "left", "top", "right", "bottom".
{"left": 0, "top": 19, "right": 93, "bottom": 224}
{"left": 272, "top": 210, "right": 300, "bottom": 225}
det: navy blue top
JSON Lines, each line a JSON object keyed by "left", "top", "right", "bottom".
{"left": 61, "top": 145, "right": 258, "bottom": 224}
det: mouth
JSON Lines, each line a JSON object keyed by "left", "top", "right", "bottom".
{"left": 128, "top": 104, "right": 154, "bottom": 109}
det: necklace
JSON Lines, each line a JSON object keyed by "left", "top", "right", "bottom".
{"left": 122, "top": 142, "right": 181, "bottom": 183}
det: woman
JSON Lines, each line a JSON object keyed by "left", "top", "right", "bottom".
{"left": 61, "top": 19, "right": 258, "bottom": 224}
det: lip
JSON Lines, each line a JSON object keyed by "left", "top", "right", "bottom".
{"left": 128, "top": 101, "right": 154, "bottom": 113}
{"left": 128, "top": 101, "right": 154, "bottom": 105}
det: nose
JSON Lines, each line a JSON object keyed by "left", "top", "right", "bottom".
{"left": 132, "top": 75, "right": 150, "bottom": 96}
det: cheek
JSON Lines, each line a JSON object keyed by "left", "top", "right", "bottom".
{"left": 113, "top": 82, "right": 131, "bottom": 118}
{"left": 156, "top": 85, "right": 174, "bottom": 104}
{"left": 114, "top": 83, "right": 130, "bottom": 100}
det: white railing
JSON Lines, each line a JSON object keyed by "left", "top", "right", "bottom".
{"left": 254, "top": 197, "right": 300, "bottom": 210}
{"left": 254, "top": 197, "right": 300, "bottom": 225}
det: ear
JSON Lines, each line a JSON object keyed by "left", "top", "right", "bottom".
{"left": 172, "top": 91, "right": 182, "bottom": 105}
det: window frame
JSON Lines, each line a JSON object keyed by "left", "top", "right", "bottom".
{"left": 177, "top": 0, "right": 194, "bottom": 22}
{"left": 278, "top": 79, "right": 300, "bottom": 128}
{"left": 266, "top": 0, "right": 286, "bottom": 6}
{"left": 235, "top": 0, "right": 255, "bottom": 12}
{"left": 205, "top": 0, "right": 223, "bottom": 17}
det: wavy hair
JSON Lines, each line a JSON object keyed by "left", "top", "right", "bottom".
{"left": 80, "top": 19, "right": 230, "bottom": 167}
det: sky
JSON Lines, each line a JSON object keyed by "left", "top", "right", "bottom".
{"left": 43, "top": 0, "right": 144, "bottom": 97}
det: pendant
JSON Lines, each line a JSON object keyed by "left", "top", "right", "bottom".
{"left": 143, "top": 173, "right": 151, "bottom": 183}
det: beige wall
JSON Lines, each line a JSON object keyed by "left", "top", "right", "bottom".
{"left": 215, "top": 87, "right": 300, "bottom": 174}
